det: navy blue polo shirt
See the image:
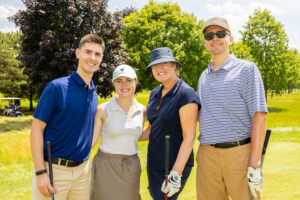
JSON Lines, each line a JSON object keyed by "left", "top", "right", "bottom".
{"left": 34, "top": 71, "right": 98, "bottom": 161}
{"left": 146, "top": 78, "right": 200, "bottom": 170}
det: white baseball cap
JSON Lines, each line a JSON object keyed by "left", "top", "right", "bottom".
{"left": 112, "top": 64, "right": 137, "bottom": 82}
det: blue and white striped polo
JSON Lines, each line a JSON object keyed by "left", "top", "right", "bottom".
{"left": 197, "top": 54, "right": 268, "bottom": 144}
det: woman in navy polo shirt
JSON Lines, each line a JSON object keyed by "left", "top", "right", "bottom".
{"left": 145, "top": 47, "right": 200, "bottom": 200}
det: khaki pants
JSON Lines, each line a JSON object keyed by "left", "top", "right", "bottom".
{"left": 32, "top": 160, "right": 90, "bottom": 200}
{"left": 196, "top": 143, "right": 251, "bottom": 200}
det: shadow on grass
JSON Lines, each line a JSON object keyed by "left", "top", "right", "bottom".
{"left": 267, "top": 106, "right": 287, "bottom": 113}
{"left": 0, "top": 118, "right": 32, "bottom": 134}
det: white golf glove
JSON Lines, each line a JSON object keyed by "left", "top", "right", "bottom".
{"left": 161, "top": 170, "right": 181, "bottom": 197}
{"left": 247, "top": 167, "right": 264, "bottom": 198}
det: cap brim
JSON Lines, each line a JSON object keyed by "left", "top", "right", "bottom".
{"left": 146, "top": 58, "right": 182, "bottom": 73}
{"left": 112, "top": 74, "right": 137, "bottom": 82}
{"left": 202, "top": 25, "right": 230, "bottom": 33}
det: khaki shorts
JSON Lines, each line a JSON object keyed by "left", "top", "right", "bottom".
{"left": 32, "top": 160, "right": 90, "bottom": 200}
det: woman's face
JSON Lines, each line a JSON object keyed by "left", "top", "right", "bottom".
{"left": 113, "top": 76, "right": 137, "bottom": 98}
{"left": 151, "top": 62, "right": 177, "bottom": 83}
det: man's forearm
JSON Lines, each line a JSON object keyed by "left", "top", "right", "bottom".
{"left": 30, "top": 119, "right": 47, "bottom": 171}
{"left": 249, "top": 112, "right": 267, "bottom": 168}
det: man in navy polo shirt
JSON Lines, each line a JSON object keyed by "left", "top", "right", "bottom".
{"left": 30, "top": 34, "right": 105, "bottom": 200}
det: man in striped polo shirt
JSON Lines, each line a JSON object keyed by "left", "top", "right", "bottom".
{"left": 196, "top": 17, "right": 268, "bottom": 200}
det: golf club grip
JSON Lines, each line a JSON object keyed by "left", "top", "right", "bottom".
{"left": 46, "top": 141, "right": 55, "bottom": 200}
{"left": 261, "top": 129, "right": 272, "bottom": 168}
{"left": 262, "top": 129, "right": 271, "bottom": 155}
{"left": 165, "top": 135, "right": 170, "bottom": 200}
{"left": 165, "top": 135, "right": 170, "bottom": 176}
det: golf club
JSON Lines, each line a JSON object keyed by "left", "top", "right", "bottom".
{"left": 46, "top": 141, "right": 55, "bottom": 200}
{"left": 165, "top": 135, "right": 170, "bottom": 200}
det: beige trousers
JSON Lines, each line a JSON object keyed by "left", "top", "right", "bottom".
{"left": 32, "top": 160, "right": 90, "bottom": 200}
{"left": 196, "top": 143, "right": 251, "bottom": 200}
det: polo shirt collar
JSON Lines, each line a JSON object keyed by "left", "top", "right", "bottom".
{"left": 71, "top": 71, "right": 96, "bottom": 90}
{"left": 111, "top": 96, "right": 139, "bottom": 113}
{"left": 153, "top": 77, "right": 183, "bottom": 98}
{"left": 208, "top": 54, "right": 237, "bottom": 72}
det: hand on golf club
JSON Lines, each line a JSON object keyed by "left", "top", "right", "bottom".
{"left": 247, "top": 166, "right": 264, "bottom": 198}
{"left": 161, "top": 170, "right": 181, "bottom": 197}
{"left": 37, "top": 173, "right": 56, "bottom": 197}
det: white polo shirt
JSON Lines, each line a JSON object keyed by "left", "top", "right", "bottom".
{"left": 99, "top": 97, "right": 144, "bottom": 155}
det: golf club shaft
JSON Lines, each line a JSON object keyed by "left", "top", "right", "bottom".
{"left": 165, "top": 135, "right": 170, "bottom": 200}
{"left": 46, "top": 141, "right": 55, "bottom": 200}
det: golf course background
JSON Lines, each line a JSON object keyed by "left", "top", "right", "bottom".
{"left": 0, "top": 91, "right": 300, "bottom": 200}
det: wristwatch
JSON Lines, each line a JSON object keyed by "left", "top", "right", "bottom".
{"left": 35, "top": 169, "right": 47, "bottom": 176}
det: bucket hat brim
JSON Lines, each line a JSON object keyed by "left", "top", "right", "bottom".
{"left": 146, "top": 58, "right": 181, "bottom": 73}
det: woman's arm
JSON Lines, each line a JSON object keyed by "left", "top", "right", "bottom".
{"left": 139, "top": 105, "right": 151, "bottom": 141}
{"left": 91, "top": 104, "right": 107, "bottom": 148}
{"left": 172, "top": 103, "right": 198, "bottom": 174}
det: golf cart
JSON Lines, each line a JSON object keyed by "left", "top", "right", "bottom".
{"left": 0, "top": 97, "right": 24, "bottom": 117}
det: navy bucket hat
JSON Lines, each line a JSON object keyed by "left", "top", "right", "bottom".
{"left": 146, "top": 47, "right": 181, "bottom": 73}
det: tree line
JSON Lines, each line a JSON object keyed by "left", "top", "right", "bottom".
{"left": 0, "top": 0, "right": 299, "bottom": 110}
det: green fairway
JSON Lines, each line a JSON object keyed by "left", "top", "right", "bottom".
{"left": 0, "top": 92, "right": 299, "bottom": 199}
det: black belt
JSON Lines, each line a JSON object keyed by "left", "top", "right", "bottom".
{"left": 210, "top": 137, "right": 251, "bottom": 148}
{"left": 45, "top": 157, "right": 84, "bottom": 167}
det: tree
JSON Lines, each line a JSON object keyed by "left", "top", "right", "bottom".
{"left": 11, "top": 0, "right": 135, "bottom": 110}
{"left": 230, "top": 41, "right": 253, "bottom": 61}
{"left": 285, "top": 49, "right": 300, "bottom": 93}
{"left": 241, "top": 8, "right": 290, "bottom": 100}
{"left": 122, "top": 0, "right": 210, "bottom": 90}
{"left": 296, "top": 53, "right": 300, "bottom": 89}
{"left": 0, "top": 31, "right": 28, "bottom": 98}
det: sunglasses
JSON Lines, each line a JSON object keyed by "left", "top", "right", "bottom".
{"left": 204, "top": 30, "right": 231, "bottom": 41}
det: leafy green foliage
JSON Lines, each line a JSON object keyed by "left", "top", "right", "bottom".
{"left": 122, "top": 0, "right": 210, "bottom": 89}
{"left": 241, "top": 8, "right": 290, "bottom": 99}
{"left": 230, "top": 41, "right": 253, "bottom": 61}
{"left": 285, "top": 49, "right": 300, "bottom": 93}
{"left": 11, "top": 0, "right": 135, "bottom": 98}
{"left": 0, "top": 31, "right": 28, "bottom": 97}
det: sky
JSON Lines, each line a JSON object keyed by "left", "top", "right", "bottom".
{"left": 1, "top": 0, "right": 300, "bottom": 50}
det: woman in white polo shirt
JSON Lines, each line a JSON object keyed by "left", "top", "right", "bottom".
{"left": 90, "top": 64, "right": 149, "bottom": 200}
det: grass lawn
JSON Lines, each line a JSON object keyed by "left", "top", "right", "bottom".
{"left": 0, "top": 92, "right": 300, "bottom": 199}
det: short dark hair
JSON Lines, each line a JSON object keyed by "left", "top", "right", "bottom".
{"left": 78, "top": 34, "right": 105, "bottom": 52}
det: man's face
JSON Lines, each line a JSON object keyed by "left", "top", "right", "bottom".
{"left": 203, "top": 25, "right": 233, "bottom": 56}
{"left": 76, "top": 42, "right": 103, "bottom": 74}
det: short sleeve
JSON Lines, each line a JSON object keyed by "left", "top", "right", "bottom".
{"left": 243, "top": 63, "right": 268, "bottom": 118}
{"left": 33, "top": 82, "right": 59, "bottom": 123}
{"left": 178, "top": 87, "right": 201, "bottom": 110}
